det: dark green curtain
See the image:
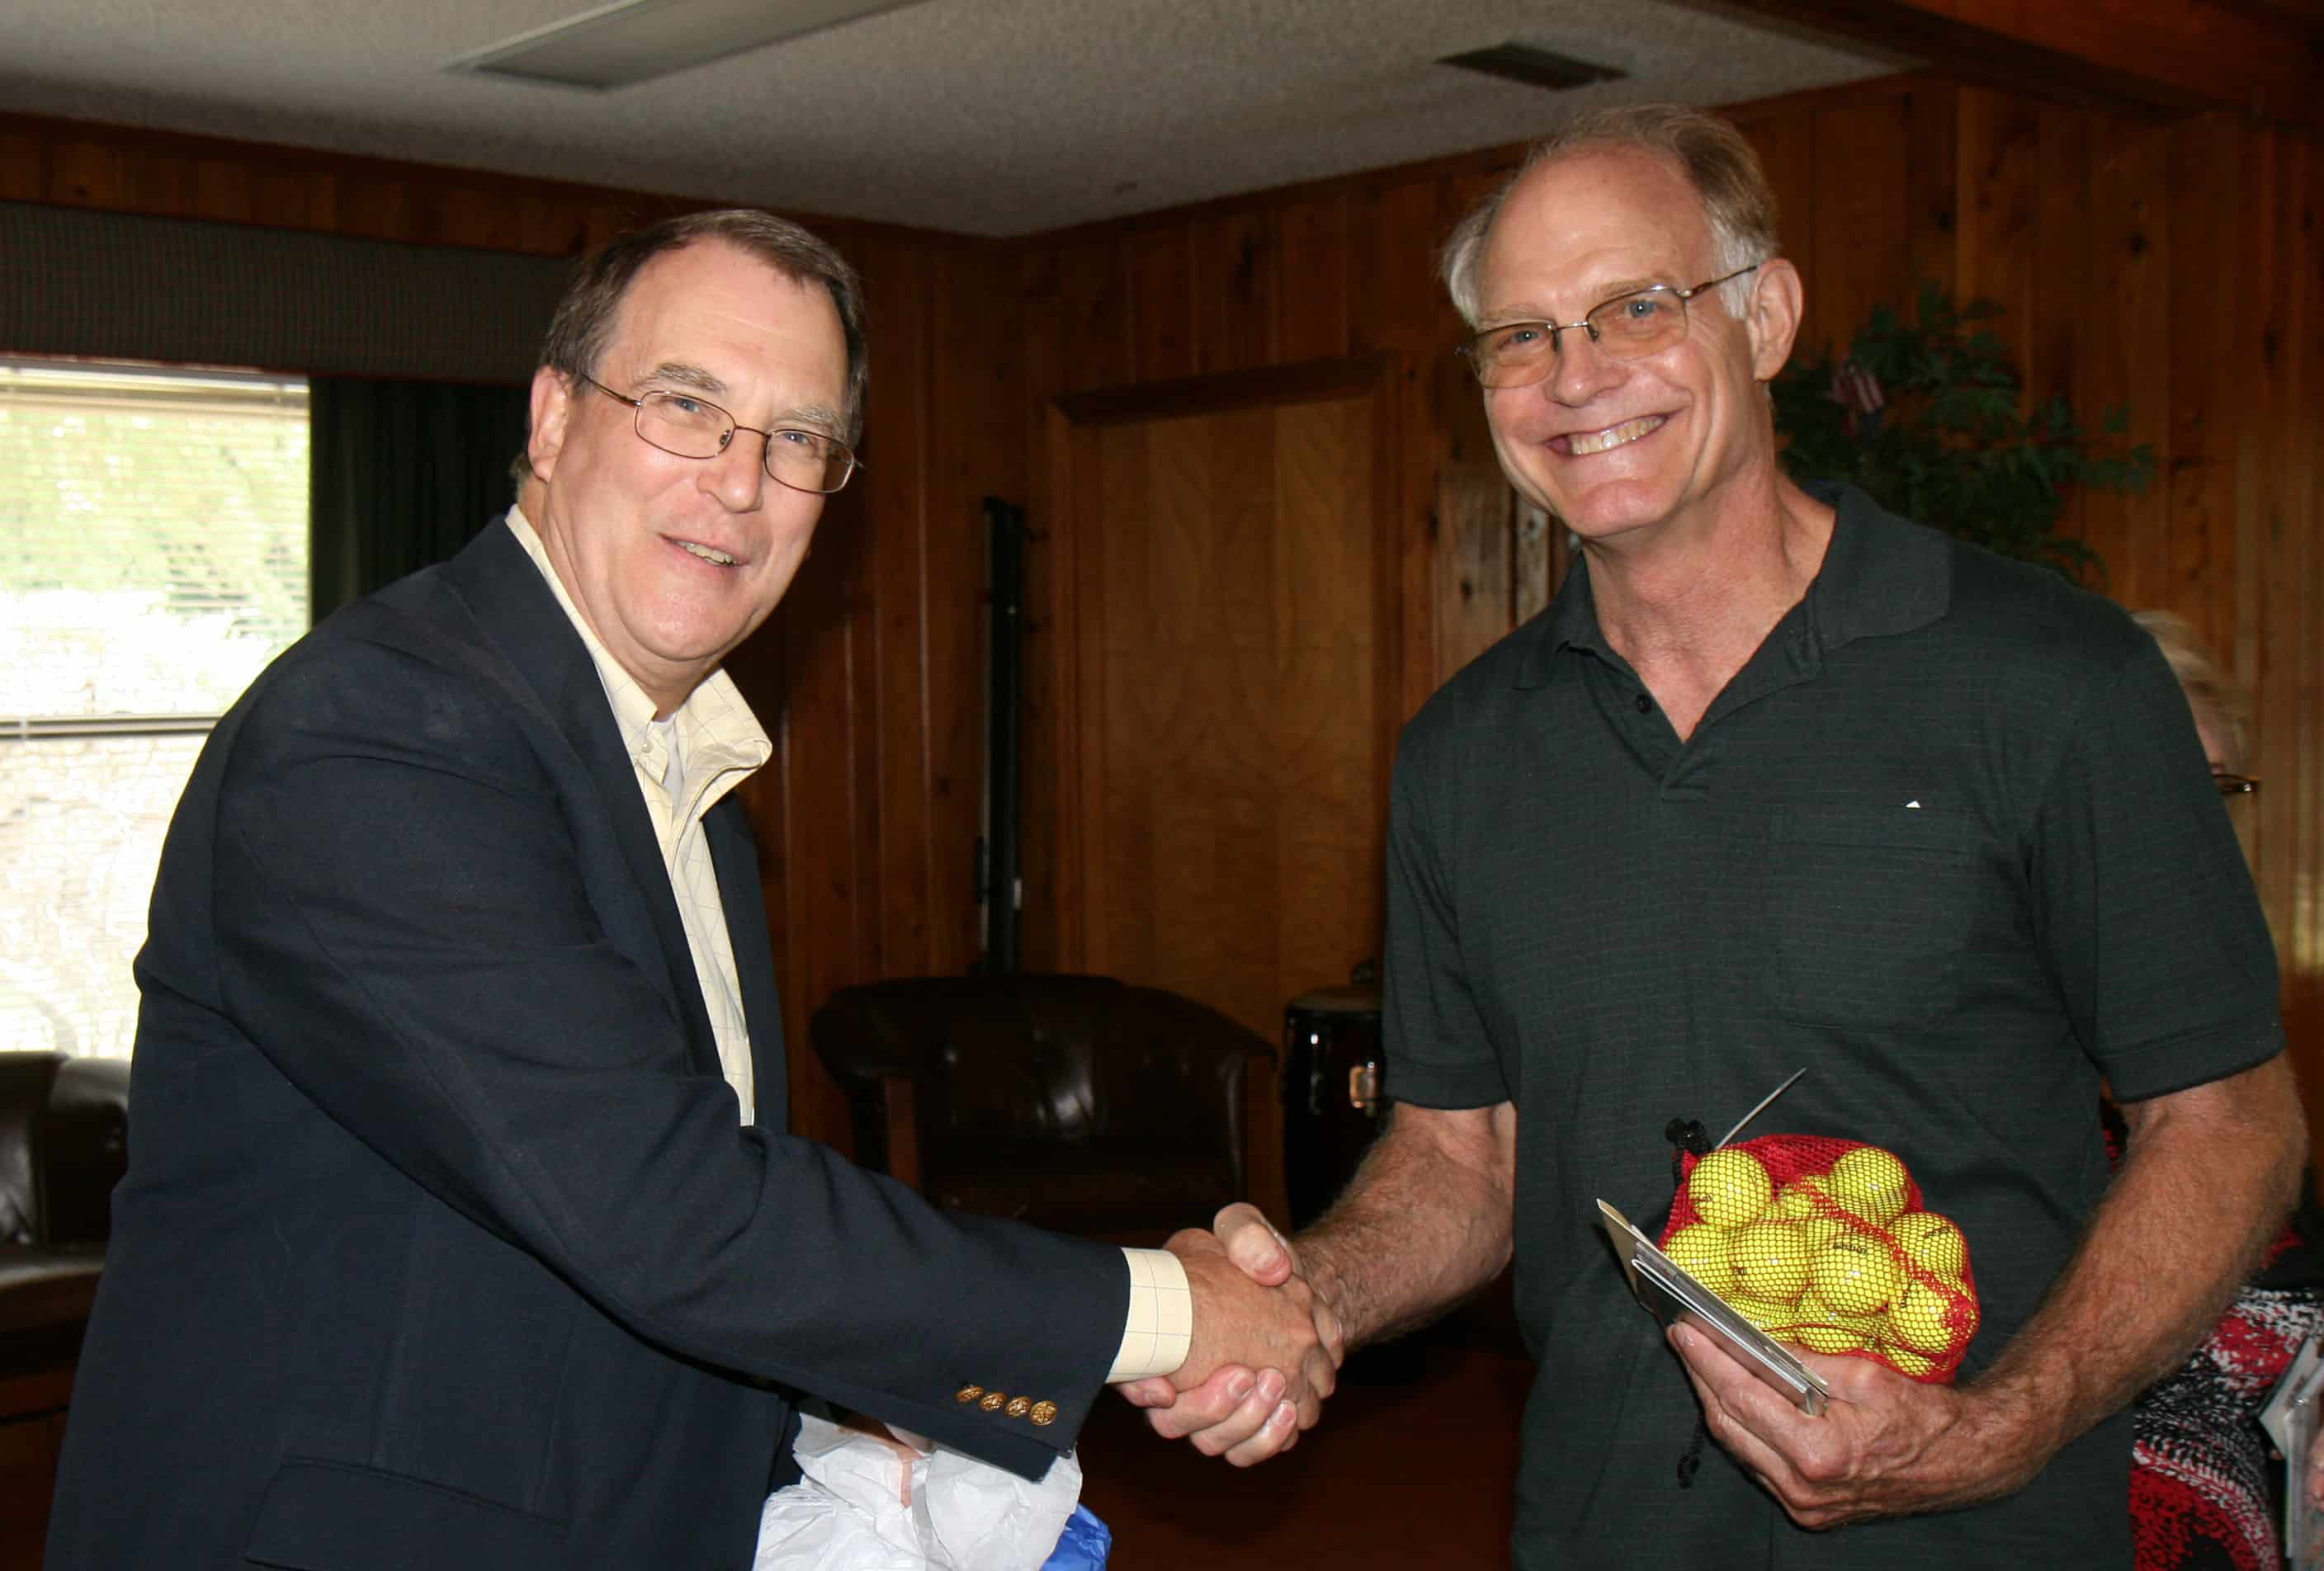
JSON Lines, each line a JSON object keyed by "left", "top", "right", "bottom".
{"left": 309, "top": 378, "right": 532, "bottom": 622}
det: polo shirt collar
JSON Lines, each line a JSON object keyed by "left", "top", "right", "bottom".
{"left": 1513, "top": 481, "right": 1950, "bottom": 689}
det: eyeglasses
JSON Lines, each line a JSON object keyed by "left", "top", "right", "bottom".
{"left": 582, "top": 375, "right": 859, "bottom": 495}
{"left": 2213, "top": 772, "right": 2260, "bottom": 796}
{"left": 1454, "top": 265, "right": 1762, "bottom": 389}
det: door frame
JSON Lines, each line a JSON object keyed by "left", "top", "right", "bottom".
{"left": 1027, "top": 352, "right": 1405, "bottom": 979}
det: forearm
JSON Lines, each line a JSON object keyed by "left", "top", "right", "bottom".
{"left": 1966, "top": 1056, "right": 2305, "bottom": 1479}
{"left": 1295, "top": 1102, "right": 1518, "bottom": 1349}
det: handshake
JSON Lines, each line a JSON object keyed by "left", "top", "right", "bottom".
{"left": 1110, "top": 1204, "right": 1344, "bottom": 1467}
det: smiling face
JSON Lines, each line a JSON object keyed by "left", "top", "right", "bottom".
{"left": 1474, "top": 145, "right": 1797, "bottom": 546}
{"left": 522, "top": 239, "right": 849, "bottom": 715}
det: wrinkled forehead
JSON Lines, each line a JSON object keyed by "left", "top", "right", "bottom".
{"left": 1478, "top": 146, "right": 1719, "bottom": 312}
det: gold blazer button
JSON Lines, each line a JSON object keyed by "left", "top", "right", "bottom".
{"left": 980, "top": 1391, "right": 1008, "bottom": 1413}
{"left": 1004, "top": 1397, "right": 1032, "bottom": 1419}
{"left": 954, "top": 1385, "right": 984, "bottom": 1404}
{"left": 1029, "top": 1401, "right": 1059, "bottom": 1427}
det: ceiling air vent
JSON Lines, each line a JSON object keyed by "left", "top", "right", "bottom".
{"left": 1437, "top": 43, "right": 1627, "bottom": 92}
{"left": 444, "top": 0, "right": 924, "bottom": 91}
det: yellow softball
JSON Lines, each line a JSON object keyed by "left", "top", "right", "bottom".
{"left": 1728, "top": 1220, "right": 1811, "bottom": 1303}
{"left": 1822, "top": 1145, "right": 1912, "bottom": 1226}
{"left": 1808, "top": 1236, "right": 1902, "bottom": 1316}
{"left": 1891, "top": 1211, "right": 1968, "bottom": 1278}
{"left": 1688, "top": 1148, "right": 1774, "bottom": 1229}
{"left": 1798, "top": 1207, "right": 1855, "bottom": 1252}
{"left": 1887, "top": 1276, "right": 1977, "bottom": 1355}
{"left": 1665, "top": 1223, "right": 1738, "bottom": 1294}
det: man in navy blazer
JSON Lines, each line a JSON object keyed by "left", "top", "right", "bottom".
{"left": 48, "top": 210, "right": 1337, "bottom": 1570}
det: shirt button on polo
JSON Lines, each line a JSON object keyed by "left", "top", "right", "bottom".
{"left": 1634, "top": 694, "right": 1652, "bottom": 714}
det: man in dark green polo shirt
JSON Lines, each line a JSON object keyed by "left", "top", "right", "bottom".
{"left": 1124, "top": 104, "right": 2304, "bottom": 1565}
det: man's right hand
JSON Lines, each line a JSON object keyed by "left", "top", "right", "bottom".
{"left": 1114, "top": 1205, "right": 1336, "bottom": 1465}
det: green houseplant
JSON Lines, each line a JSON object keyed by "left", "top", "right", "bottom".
{"left": 1772, "top": 283, "right": 2155, "bottom": 583}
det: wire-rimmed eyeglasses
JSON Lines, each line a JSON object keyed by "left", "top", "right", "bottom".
{"left": 1454, "top": 265, "right": 1762, "bottom": 389}
{"left": 582, "top": 375, "right": 859, "bottom": 495}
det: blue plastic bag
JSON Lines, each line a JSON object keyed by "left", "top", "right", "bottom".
{"left": 1041, "top": 1505, "right": 1111, "bottom": 1569}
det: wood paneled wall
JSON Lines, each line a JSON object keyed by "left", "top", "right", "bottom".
{"left": 8, "top": 77, "right": 2319, "bottom": 1152}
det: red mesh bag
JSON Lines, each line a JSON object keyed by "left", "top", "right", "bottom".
{"left": 1655, "top": 1133, "right": 1981, "bottom": 1382}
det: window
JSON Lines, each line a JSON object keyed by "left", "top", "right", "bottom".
{"left": 1, "top": 357, "right": 309, "bottom": 1058}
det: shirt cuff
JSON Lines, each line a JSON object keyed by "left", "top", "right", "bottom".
{"left": 1106, "top": 1247, "right": 1193, "bottom": 1382}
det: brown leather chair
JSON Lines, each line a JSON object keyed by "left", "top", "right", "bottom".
{"left": 810, "top": 974, "right": 1273, "bottom": 1238}
{"left": 0, "top": 1051, "right": 130, "bottom": 1371}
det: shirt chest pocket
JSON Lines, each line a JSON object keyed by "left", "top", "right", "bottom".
{"left": 1769, "top": 805, "right": 1986, "bottom": 1031}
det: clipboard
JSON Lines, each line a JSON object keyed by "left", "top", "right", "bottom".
{"left": 1599, "top": 1198, "right": 1830, "bottom": 1416}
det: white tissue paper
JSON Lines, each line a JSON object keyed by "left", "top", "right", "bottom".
{"left": 753, "top": 1413, "right": 1084, "bottom": 1571}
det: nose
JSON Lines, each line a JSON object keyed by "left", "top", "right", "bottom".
{"left": 1544, "top": 326, "right": 1627, "bottom": 407}
{"left": 701, "top": 428, "right": 769, "bottom": 510}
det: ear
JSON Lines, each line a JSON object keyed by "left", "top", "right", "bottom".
{"left": 527, "top": 366, "right": 574, "bottom": 483}
{"left": 1741, "top": 257, "right": 1805, "bottom": 382}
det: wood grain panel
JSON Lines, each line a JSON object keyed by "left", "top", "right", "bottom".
{"left": 1193, "top": 209, "right": 1275, "bottom": 375}
{"left": 1272, "top": 196, "right": 1351, "bottom": 363}
{"left": 1955, "top": 88, "right": 2044, "bottom": 395}
{"left": 1, "top": 111, "right": 948, "bottom": 263}
{"left": 1736, "top": 111, "right": 1816, "bottom": 300}
{"left": 857, "top": 235, "right": 934, "bottom": 982}
{"left": 929, "top": 244, "right": 1026, "bottom": 978}
{"left": 2030, "top": 106, "right": 2092, "bottom": 417}
{"left": 1806, "top": 98, "right": 1911, "bottom": 361}
{"left": 1054, "top": 234, "right": 1133, "bottom": 397}
{"left": 2165, "top": 114, "right": 2248, "bottom": 663}
{"left": 1693, "top": 0, "right": 2324, "bottom": 129}
{"left": 1513, "top": 503, "right": 1558, "bottom": 627}
{"left": 2074, "top": 118, "right": 2173, "bottom": 610}
{"left": 1130, "top": 227, "right": 1196, "bottom": 383}
{"left": 1433, "top": 466, "right": 1514, "bottom": 689}
{"left": 0, "top": 129, "right": 40, "bottom": 201}
{"left": 1068, "top": 388, "right": 1385, "bottom": 1043}
{"left": 2249, "top": 125, "right": 2324, "bottom": 1139}
{"left": 769, "top": 512, "right": 872, "bottom": 1148}
{"left": 1350, "top": 174, "right": 1462, "bottom": 724}
{"left": 1901, "top": 83, "right": 1960, "bottom": 303}
{"left": 1277, "top": 394, "right": 1387, "bottom": 990}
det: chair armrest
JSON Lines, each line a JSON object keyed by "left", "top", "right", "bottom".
{"left": 45, "top": 1056, "right": 130, "bottom": 1248}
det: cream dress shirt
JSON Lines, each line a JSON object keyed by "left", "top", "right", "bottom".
{"left": 503, "top": 511, "right": 1188, "bottom": 1383}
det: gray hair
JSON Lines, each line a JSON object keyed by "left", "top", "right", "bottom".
{"left": 2133, "top": 610, "right": 2251, "bottom": 771}
{"left": 515, "top": 207, "right": 868, "bottom": 487}
{"left": 1441, "top": 104, "right": 1781, "bottom": 330}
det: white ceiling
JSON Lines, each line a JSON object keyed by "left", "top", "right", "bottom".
{"left": 1, "top": 0, "right": 1901, "bottom": 238}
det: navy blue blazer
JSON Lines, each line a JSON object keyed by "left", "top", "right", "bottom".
{"left": 48, "top": 521, "right": 1126, "bottom": 1570}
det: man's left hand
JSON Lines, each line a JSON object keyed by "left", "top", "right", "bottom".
{"left": 1668, "top": 1323, "right": 2045, "bottom": 1527}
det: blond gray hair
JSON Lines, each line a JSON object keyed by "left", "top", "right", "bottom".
{"left": 2133, "top": 610, "right": 2251, "bottom": 771}
{"left": 1440, "top": 104, "right": 1781, "bottom": 330}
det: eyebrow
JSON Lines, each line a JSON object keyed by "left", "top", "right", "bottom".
{"left": 1485, "top": 277, "right": 1675, "bottom": 325}
{"left": 641, "top": 361, "right": 728, "bottom": 397}
{"left": 640, "top": 361, "right": 845, "bottom": 435}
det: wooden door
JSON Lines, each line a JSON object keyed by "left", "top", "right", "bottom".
{"left": 1042, "top": 358, "right": 1400, "bottom": 1046}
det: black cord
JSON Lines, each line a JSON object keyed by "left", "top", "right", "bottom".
{"left": 1665, "top": 1116, "right": 1713, "bottom": 1190}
